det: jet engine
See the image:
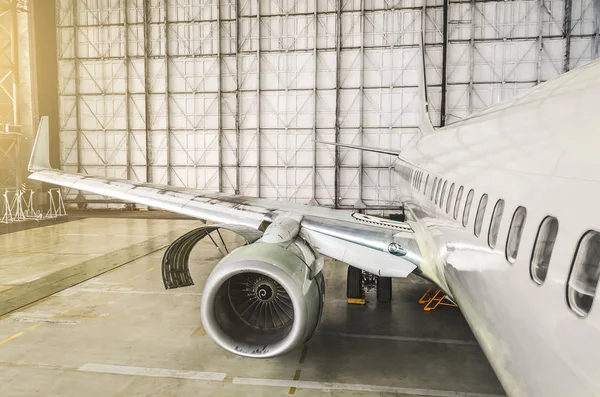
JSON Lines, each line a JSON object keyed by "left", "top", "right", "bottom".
{"left": 200, "top": 239, "right": 325, "bottom": 358}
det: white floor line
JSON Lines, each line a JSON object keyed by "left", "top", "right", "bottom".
{"left": 10, "top": 312, "right": 81, "bottom": 325}
{"left": 71, "top": 363, "right": 504, "bottom": 397}
{"left": 232, "top": 377, "right": 505, "bottom": 397}
{"left": 75, "top": 287, "right": 203, "bottom": 296}
{"left": 316, "top": 330, "right": 478, "bottom": 346}
{"left": 84, "top": 280, "right": 122, "bottom": 286}
{"left": 78, "top": 363, "right": 226, "bottom": 381}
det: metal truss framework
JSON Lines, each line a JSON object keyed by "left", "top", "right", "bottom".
{"left": 0, "top": 0, "right": 19, "bottom": 126}
{"left": 56, "top": 0, "right": 600, "bottom": 209}
{"left": 0, "top": 0, "right": 22, "bottom": 191}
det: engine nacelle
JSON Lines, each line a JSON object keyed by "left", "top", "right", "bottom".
{"left": 200, "top": 239, "right": 324, "bottom": 358}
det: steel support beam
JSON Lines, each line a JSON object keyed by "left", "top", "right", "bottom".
{"left": 255, "top": 0, "right": 261, "bottom": 198}
{"left": 357, "top": 0, "right": 365, "bottom": 207}
{"left": 594, "top": 0, "right": 600, "bottom": 58}
{"left": 143, "top": 0, "right": 152, "bottom": 182}
{"left": 217, "top": 0, "right": 223, "bottom": 192}
{"left": 10, "top": 0, "right": 18, "bottom": 126}
{"left": 124, "top": 0, "right": 132, "bottom": 180}
{"left": 334, "top": 0, "right": 342, "bottom": 209}
{"left": 310, "top": 0, "right": 318, "bottom": 205}
{"left": 468, "top": 0, "right": 475, "bottom": 114}
{"left": 164, "top": 0, "right": 171, "bottom": 185}
{"left": 564, "top": 0, "right": 573, "bottom": 72}
{"left": 235, "top": 0, "right": 241, "bottom": 194}
{"left": 440, "top": 0, "right": 449, "bottom": 126}
{"left": 536, "top": 0, "right": 544, "bottom": 84}
{"left": 72, "top": 0, "right": 82, "bottom": 173}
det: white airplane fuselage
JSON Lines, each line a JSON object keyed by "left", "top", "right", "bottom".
{"left": 395, "top": 59, "right": 600, "bottom": 396}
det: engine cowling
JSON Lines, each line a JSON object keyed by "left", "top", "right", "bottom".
{"left": 200, "top": 239, "right": 324, "bottom": 358}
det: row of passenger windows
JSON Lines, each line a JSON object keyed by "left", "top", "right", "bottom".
{"left": 399, "top": 166, "right": 600, "bottom": 318}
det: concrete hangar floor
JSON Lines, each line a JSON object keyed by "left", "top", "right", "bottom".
{"left": 0, "top": 212, "right": 505, "bottom": 397}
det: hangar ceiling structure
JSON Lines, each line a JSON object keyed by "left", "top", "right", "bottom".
{"left": 55, "top": 0, "right": 600, "bottom": 209}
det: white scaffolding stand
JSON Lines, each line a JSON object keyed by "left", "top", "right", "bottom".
{"left": 22, "top": 189, "right": 42, "bottom": 219}
{"left": 47, "top": 188, "right": 67, "bottom": 218}
{"left": 11, "top": 190, "right": 25, "bottom": 221}
{"left": 0, "top": 189, "right": 12, "bottom": 223}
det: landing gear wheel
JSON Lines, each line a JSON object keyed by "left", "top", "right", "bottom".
{"left": 346, "top": 266, "right": 363, "bottom": 299}
{"left": 377, "top": 276, "right": 392, "bottom": 303}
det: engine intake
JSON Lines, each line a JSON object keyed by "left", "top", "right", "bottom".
{"left": 201, "top": 240, "right": 324, "bottom": 358}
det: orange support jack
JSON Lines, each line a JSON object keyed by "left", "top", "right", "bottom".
{"left": 418, "top": 287, "right": 457, "bottom": 311}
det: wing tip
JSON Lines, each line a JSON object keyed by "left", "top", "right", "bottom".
{"left": 419, "top": 11, "right": 435, "bottom": 137}
{"left": 28, "top": 116, "right": 52, "bottom": 172}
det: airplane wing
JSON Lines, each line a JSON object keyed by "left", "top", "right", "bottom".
{"left": 28, "top": 118, "right": 420, "bottom": 278}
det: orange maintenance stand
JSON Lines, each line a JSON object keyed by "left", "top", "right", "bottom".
{"left": 418, "top": 287, "right": 457, "bottom": 311}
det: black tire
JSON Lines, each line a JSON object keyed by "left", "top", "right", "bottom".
{"left": 346, "top": 266, "right": 363, "bottom": 299}
{"left": 377, "top": 276, "right": 392, "bottom": 303}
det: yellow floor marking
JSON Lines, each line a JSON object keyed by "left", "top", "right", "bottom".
{"left": 347, "top": 298, "right": 366, "bottom": 305}
{"left": 147, "top": 266, "right": 157, "bottom": 272}
{"left": 59, "top": 314, "right": 109, "bottom": 320}
{"left": 0, "top": 332, "right": 25, "bottom": 345}
{"left": 28, "top": 323, "right": 42, "bottom": 330}
{"left": 298, "top": 345, "right": 308, "bottom": 364}
{"left": 110, "top": 286, "right": 119, "bottom": 291}
{"left": 191, "top": 326, "right": 206, "bottom": 337}
{"left": 128, "top": 275, "right": 139, "bottom": 281}
{"left": 61, "top": 304, "right": 80, "bottom": 315}
{"left": 288, "top": 370, "right": 302, "bottom": 394}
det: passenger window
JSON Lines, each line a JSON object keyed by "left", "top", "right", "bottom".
{"left": 488, "top": 199, "right": 505, "bottom": 249}
{"left": 567, "top": 231, "right": 600, "bottom": 317}
{"left": 506, "top": 207, "right": 527, "bottom": 263}
{"left": 439, "top": 181, "right": 447, "bottom": 208}
{"left": 454, "top": 186, "right": 464, "bottom": 220}
{"left": 435, "top": 179, "right": 443, "bottom": 205}
{"left": 530, "top": 216, "right": 559, "bottom": 285}
{"left": 431, "top": 177, "right": 437, "bottom": 200}
{"left": 462, "top": 189, "right": 474, "bottom": 227}
{"left": 446, "top": 183, "right": 455, "bottom": 214}
{"left": 474, "top": 194, "right": 488, "bottom": 237}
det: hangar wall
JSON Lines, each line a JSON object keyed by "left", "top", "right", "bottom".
{"left": 55, "top": 0, "right": 600, "bottom": 208}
